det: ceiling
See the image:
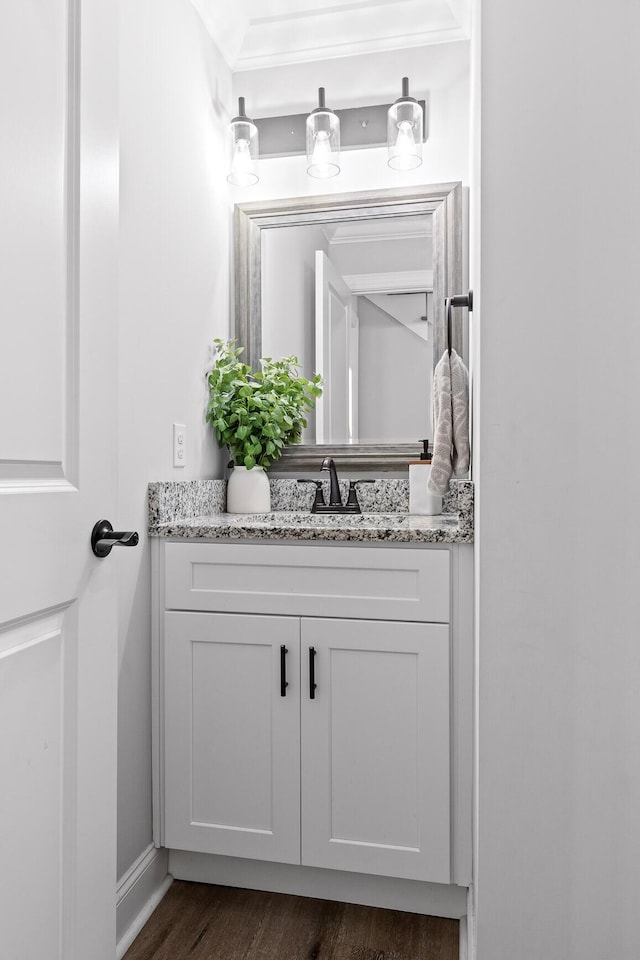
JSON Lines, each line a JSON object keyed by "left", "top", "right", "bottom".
{"left": 191, "top": 0, "right": 471, "bottom": 72}
{"left": 325, "top": 215, "right": 433, "bottom": 246}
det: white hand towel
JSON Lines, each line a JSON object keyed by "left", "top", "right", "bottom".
{"left": 450, "top": 348, "right": 470, "bottom": 477}
{"left": 428, "top": 348, "right": 470, "bottom": 496}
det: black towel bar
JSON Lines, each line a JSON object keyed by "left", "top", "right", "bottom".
{"left": 446, "top": 290, "right": 473, "bottom": 355}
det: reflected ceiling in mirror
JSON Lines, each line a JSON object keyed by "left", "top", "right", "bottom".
{"left": 234, "top": 184, "right": 463, "bottom": 471}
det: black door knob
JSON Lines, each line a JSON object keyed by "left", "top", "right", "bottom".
{"left": 91, "top": 520, "right": 139, "bottom": 558}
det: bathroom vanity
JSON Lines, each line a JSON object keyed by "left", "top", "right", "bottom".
{"left": 149, "top": 479, "right": 473, "bottom": 919}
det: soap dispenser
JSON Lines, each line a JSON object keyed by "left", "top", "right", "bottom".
{"left": 409, "top": 440, "right": 443, "bottom": 516}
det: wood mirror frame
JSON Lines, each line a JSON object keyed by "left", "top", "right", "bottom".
{"left": 234, "top": 182, "right": 464, "bottom": 472}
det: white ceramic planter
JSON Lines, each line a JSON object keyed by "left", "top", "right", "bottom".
{"left": 226, "top": 465, "right": 271, "bottom": 514}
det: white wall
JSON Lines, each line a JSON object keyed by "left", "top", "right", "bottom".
{"left": 476, "top": 1, "right": 640, "bottom": 957}
{"left": 233, "top": 40, "right": 469, "bottom": 115}
{"left": 262, "top": 224, "right": 328, "bottom": 373}
{"left": 329, "top": 232, "right": 433, "bottom": 278}
{"left": 262, "top": 224, "right": 329, "bottom": 442}
{"left": 357, "top": 297, "right": 430, "bottom": 443}
{"left": 118, "top": 0, "right": 231, "bottom": 880}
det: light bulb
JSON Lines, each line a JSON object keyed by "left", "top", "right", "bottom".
{"left": 393, "top": 121, "right": 417, "bottom": 171}
{"left": 311, "top": 131, "right": 332, "bottom": 173}
{"left": 387, "top": 78, "right": 423, "bottom": 170}
{"left": 308, "top": 129, "right": 339, "bottom": 178}
{"left": 227, "top": 97, "right": 259, "bottom": 186}
{"left": 306, "top": 88, "right": 340, "bottom": 178}
{"left": 229, "top": 138, "right": 258, "bottom": 186}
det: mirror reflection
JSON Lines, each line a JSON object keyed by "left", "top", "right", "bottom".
{"left": 261, "top": 214, "right": 433, "bottom": 445}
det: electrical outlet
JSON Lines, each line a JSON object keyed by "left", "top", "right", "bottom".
{"left": 173, "top": 423, "right": 186, "bottom": 467}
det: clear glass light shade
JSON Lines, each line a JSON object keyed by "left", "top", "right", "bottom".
{"left": 227, "top": 118, "right": 259, "bottom": 186}
{"left": 306, "top": 110, "right": 340, "bottom": 179}
{"left": 387, "top": 99, "right": 423, "bottom": 170}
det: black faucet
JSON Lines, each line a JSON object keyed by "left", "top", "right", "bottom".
{"left": 321, "top": 457, "right": 342, "bottom": 506}
{"left": 295, "top": 460, "right": 376, "bottom": 514}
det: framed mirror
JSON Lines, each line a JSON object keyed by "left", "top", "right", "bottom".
{"left": 234, "top": 182, "right": 464, "bottom": 471}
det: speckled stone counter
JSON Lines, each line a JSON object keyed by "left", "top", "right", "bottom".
{"left": 148, "top": 478, "right": 473, "bottom": 544}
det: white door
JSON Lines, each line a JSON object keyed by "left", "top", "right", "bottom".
{"left": 163, "top": 612, "right": 301, "bottom": 864}
{"left": 301, "top": 618, "right": 451, "bottom": 883}
{"left": 315, "top": 251, "right": 359, "bottom": 443}
{"left": 0, "top": 2, "right": 120, "bottom": 958}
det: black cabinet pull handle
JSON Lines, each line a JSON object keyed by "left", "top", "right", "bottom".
{"left": 280, "top": 645, "right": 288, "bottom": 697}
{"left": 309, "top": 646, "right": 317, "bottom": 699}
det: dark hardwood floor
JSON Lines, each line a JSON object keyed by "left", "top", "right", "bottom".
{"left": 123, "top": 881, "right": 459, "bottom": 960}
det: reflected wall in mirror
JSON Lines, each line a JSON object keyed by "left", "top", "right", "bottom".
{"left": 234, "top": 183, "right": 464, "bottom": 471}
{"left": 262, "top": 215, "right": 433, "bottom": 445}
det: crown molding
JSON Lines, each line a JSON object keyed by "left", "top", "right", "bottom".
{"left": 445, "top": 0, "right": 472, "bottom": 35}
{"left": 342, "top": 269, "right": 433, "bottom": 295}
{"left": 236, "top": 25, "right": 466, "bottom": 72}
{"left": 189, "top": 0, "right": 248, "bottom": 70}
{"left": 191, "top": 0, "right": 471, "bottom": 72}
{"left": 328, "top": 219, "right": 433, "bottom": 245}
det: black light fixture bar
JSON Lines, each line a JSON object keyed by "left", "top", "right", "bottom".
{"left": 255, "top": 98, "right": 428, "bottom": 160}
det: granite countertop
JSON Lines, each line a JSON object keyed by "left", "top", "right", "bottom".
{"left": 148, "top": 478, "right": 473, "bottom": 545}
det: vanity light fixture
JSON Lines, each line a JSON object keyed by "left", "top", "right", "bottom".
{"left": 227, "top": 97, "right": 259, "bottom": 186}
{"left": 231, "top": 89, "right": 427, "bottom": 178}
{"left": 387, "top": 77, "right": 423, "bottom": 171}
{"left": 306, "top": 88, "right": 340, "bottom": 179}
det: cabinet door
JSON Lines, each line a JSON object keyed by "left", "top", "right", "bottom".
{"left": 301, "top": 618, "right": 450, "bottom": 883}
{"left": 164, "top": 611, "right": 300, "bottom": 863}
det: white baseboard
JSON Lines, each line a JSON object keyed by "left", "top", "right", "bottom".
{"left": 116, "top": 844, "right": 172, "bottom": 959}
{"left": 169, "top": 849, "right": 468, "bottom": 919}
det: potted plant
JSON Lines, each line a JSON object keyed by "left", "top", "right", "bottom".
{"left": 206, "top": 339, "right": 322, "bottom": 513}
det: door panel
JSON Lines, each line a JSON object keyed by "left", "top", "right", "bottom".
{"left": 329, "top": 646, "right": 421, "bottom": 849}
{"left": 315, "top": 250, "right": 357, "bottom": 443}
{"left": 0, "top": 1, "right": 119, "bottom": 956}
{"left": 0, "top": 610, "right": 71, "bottom": 959}
{"left": 0, "top": 0, "right": 69, "bottom": 476}
{"left": 191, "top": 640, "right": 274, "bottom": 830}
{"left": 301, "top": 618, "right": 451, "bottom": 883}
{"left": 164, "top": 612, "right": 301, "bottom": 864}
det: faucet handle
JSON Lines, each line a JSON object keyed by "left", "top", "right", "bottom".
{"left": 297, "top": 479, "right": 326, "bottom": 512}
{"left": 346, "top": 479, "right": 375, "bottom": 511}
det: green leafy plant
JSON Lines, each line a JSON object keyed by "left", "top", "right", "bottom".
{"left": 206, "top": 339, "right": 323, "bottom": 470}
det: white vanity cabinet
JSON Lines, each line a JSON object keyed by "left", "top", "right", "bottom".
{"left": 153, "top": 540, "right": 472, "bottom": 892}
{"left": 163, "top": 611, "right": 301, "bottom": 865}
{"left": 300, "top": 617, "right": 451, "bottom": 882}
